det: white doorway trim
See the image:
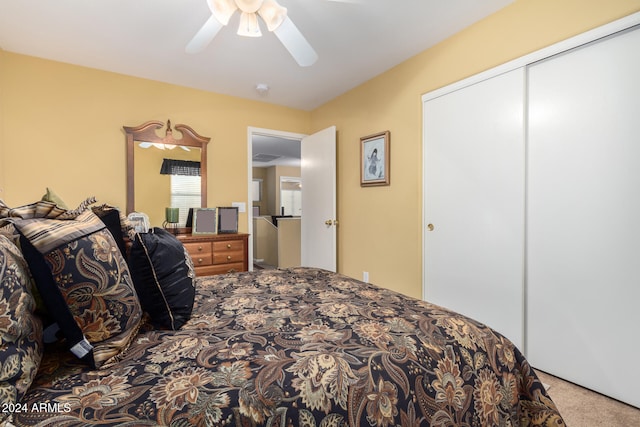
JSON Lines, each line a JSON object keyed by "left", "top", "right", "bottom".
{"left": 247, "top": 127, "right": 307, "bottom": 270}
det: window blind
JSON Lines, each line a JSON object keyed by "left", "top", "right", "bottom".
{"left": 170, "top": 175, "right": 201, "bottom": 226}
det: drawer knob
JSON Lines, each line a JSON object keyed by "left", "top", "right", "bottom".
{"left": 227, "top": 255, "right": 232, "bottom": 260}
{"left": 198, "top": 258, "right": 203, "bottom": 264}
{"left": 198, "top": 245, "right": 203, "bottom": 251}
{"left": 227, "top": 243, "right": 232, "bottom": 249}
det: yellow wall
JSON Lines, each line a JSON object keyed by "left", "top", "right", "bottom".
{"left": 1, "top": 0, "right": 639, "bottom": 299}
{"left": 311, "top": 0, "right": 640, "bottom": 298}
{"left": 0, "top": 52, "right": 311, "bottom": 233}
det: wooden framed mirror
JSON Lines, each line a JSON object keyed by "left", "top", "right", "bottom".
{"left": 124, "top": 120, "right": 210, "bottom": 225}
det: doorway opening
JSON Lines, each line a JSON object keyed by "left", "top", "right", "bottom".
{"left": 247, "top": 127, "right": 306, "bottom": 270}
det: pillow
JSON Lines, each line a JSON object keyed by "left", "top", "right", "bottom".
{"left": 129, "top": 228, "right": 195, "bottom": 330}
{"left": 91, "top": 204, "right": 134, "bottom": 259}
{"left": 0, "top": 198, "right": 68, "bottom": 223}
{"left": 15, "top": 209, "right": 142, "bottom": 368}
{"left": 0, "top": 236, "right": 43, "bottom": 423}
{"left": 1, "top": 197, "right": 96, "bottom": 224}
{"left": 41, "top": 187, "right": 69, "bottom": 210}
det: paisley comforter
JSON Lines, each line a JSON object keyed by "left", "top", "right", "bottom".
{"left": 15, "top": 267, "right": 564, "bottom": 426}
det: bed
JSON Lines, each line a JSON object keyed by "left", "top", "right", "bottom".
{"left": 13, "top": 267, "right": 564, "bottom": 426}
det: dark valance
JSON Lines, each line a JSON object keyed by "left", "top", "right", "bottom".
{"left": 160, "top": 159, "right": 201, "bottom": 176}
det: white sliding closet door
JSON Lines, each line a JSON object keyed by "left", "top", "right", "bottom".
{"left": 424, "top": 68, "right": 525, "bottom": 349}
{"left": 527, "top": 26, "right": 640, "bottom": 408}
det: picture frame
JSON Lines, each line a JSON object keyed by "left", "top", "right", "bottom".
{"left": 185, "top": 208, "right": 194, "bottom": 228}
{"left": 360, "top": 131, "right": 390, "bottom": 187}
{"left": 217, "top": 206, "right": 239, "bottom": 234}
{"left": 127, "top": 212, "right": 150, "bottom": 233}
{"left": 192, "top": 207, "right": 218, "bottom": 235}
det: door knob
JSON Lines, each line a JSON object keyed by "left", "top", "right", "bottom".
{"left": 427, "top": 224, "right": 435, "bottom": 231}
{"left": 325, "top": 220, "right": 333, "bottom": 226}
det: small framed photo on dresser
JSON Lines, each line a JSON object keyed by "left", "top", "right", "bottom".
{"left": 192, "top": 208, "right": 218, "bottom": 235}
{"left": 217, "top": 207, "right": 238, "bottom": 234}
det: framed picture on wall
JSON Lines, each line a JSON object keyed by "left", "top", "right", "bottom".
{"left": 360, "top": 131, "right": 390, "bottom": 187}
{"left": 192, "top": 208, "right": 218, "bottom": 235}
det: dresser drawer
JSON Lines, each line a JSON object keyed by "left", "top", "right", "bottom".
{"left": 212, "top": 239, "right": 245, "bottom": 265}
{"left": 195, "top": 263, "right": 245, "bottom": 276}
{"left": 213, "top": 250, "right": 244, "bottom": 265}
{"left": 212, "top": 240, "right": 245, "bottom": 252}
{"left": 183, "top": 242, "right": 213, "bottom": 266}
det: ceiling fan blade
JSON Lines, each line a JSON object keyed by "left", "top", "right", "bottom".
{"left": 273, "top": 16, "right": 318, "bottom": 67}
{"left": 185, "top": 14, "right": 224, "bottom": 53}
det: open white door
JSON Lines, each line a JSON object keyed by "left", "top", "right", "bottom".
{"left": 301, "top": 126, "right": 336, "bottom": 271}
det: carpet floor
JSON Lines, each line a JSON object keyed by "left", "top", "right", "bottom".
{"left": 535, "top": 370, "right": 640, "bottom": 426}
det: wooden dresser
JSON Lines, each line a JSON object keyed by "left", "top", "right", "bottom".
{"left": 177, "top": 233, "right": 249, "bottom": 277}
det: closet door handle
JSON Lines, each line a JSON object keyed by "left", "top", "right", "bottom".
{"left": 427, "top": 224, "right": 435, "bottom": 231}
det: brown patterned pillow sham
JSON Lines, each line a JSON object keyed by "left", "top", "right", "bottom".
{"left": 0, "top": 236, "right": 43, "bottom": 423}
{"left": 14, "top": 210, "right": 142, "bottom": 369}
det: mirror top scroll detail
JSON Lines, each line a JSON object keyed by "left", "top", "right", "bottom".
{"left": 124, "top": 120, "right": 210, "bottom": 227}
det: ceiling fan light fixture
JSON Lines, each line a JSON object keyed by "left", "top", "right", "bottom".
{"left": 208, "top": 0, "right": 238, "bottom": 25}
{"left": 259, "top": 0, "right": 287, "bottom": 32}
{"left": 188, "top": 0, "right": 319, "bottom": 67}
{"left": 235, "top": 0, "right": 262, "bottom": 13}
{"left": 238, "top": 11, "right": 262, "bottom": 37}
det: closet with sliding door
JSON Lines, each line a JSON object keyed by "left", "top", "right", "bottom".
{"left": 423, "top": 14, "right": 640, "bottom": 408}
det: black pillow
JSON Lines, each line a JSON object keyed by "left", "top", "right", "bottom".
{"left": 129, "top": 228, "right": 195, "bottom": 330}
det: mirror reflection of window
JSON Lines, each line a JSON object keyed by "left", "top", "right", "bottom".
{"left": 280, "top": 177, "right": 302, "bottom": 216}
{"left": 171, "top": 175, "right": 201, "bottom": 226}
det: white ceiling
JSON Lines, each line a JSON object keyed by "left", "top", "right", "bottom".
{"left": 0, "top": 0, "right": 513, "bottom": 111}
{"left": 252, "top": 133, "right": 301, "bottom": 168}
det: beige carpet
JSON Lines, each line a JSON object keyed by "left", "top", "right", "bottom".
{"left": 535, "top": 370, "right": 640, "bottom": 426}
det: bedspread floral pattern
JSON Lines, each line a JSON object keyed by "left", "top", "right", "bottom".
{"left": 15, "top": 268, "right": 564, "bottom": 426}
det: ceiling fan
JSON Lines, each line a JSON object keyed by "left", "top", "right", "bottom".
{"left": 185, "top": 0, "right": 359, "bottom": 67}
